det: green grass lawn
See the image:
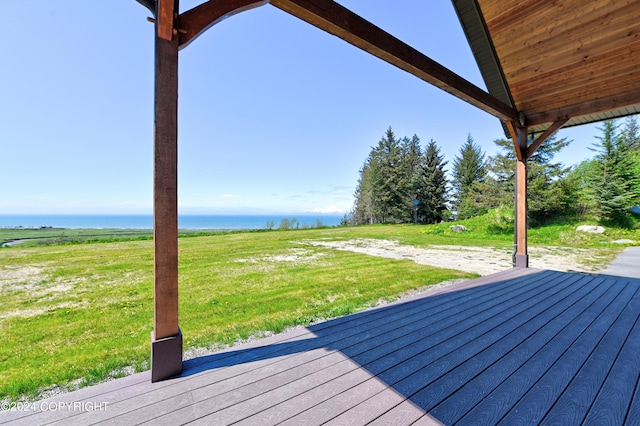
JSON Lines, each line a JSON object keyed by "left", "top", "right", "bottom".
{"left": 0, "top": 217, "right": 634, "bottom": 402}
{"left": 0, "top": 227, "right": 226, "bottom": 248}
{"left": 0, "top": 226, "right": 475, "bottom": 402}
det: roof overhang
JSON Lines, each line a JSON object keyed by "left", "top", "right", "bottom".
{"left": 452, "top": 0, "right": 640, "bottom": 134}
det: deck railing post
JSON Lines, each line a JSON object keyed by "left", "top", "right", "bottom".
{"left": 151, "top": 0, "right": 182, "bottom": 382}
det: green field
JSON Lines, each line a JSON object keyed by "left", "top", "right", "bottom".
{"left": 0, "top": 227, "right": 225, "bottom": 248}
{"left": 0, "top": 218, "right": 634, "bottom": 402}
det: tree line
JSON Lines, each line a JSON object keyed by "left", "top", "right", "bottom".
{"left": 349, "top": 116, "right": 640, "bottom": 226}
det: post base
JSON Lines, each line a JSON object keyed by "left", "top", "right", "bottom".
{"left": 514, "top": 254, "right": 529, "bottom": 268}
{"left": 151, "top": 328, "right": 183, "bottom": 382}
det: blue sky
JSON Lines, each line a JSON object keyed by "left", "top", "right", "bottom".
{"left": 2, "top": 1, "right": 601, "bottom": 215}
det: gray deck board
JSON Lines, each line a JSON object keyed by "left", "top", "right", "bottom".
{"left": 410, "top": 273, "right": 606, "bottom": 415}
{"left": 543, "top": 281, "right": 640, "bottom": 425}
{"left": 366, "top": 400, "right": 428, "bottom": 426}
{"left": 427, "top": 274, "right": 612, "bottom": 422}
{"left": 581, "top": 296, "right": 640, "bottom": 425}
{"left": 3, "top": 268, "right": 640, "bottom": 425}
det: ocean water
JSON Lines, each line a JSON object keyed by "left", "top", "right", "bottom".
{"left": 0, "top": 214, "right": 344, "bottom": 230}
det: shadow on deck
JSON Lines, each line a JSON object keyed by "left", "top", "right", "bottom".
{"left": 3, "top": 268, "right": 640, "bottom": 425}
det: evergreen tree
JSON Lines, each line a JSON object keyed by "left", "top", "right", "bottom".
{"left": 417, "top": 140, "right": 448, "bottom": 223}
{"left": 467, "top": 135, "right": 573, "bottom": 225}
{"left": 589, "top": 119, "right": 635, "bottom": 223}
{"left": 620, "top": 115, "right": 640, "bottom": 151}
{"left": 370, "top": 127, "right": 407, "bottom": 223}
{"left": 401, "top": 135, "right": 424, "bottom": 221}
{"left": 352, "top": 154, "right": 378, "bottom": 224}
{"left": 527, "top": 136, "right": 574, "bottom": 223}
{"left": 465, "top": 138, "right": 515, "bottom": 212}
{"left": 566, "top": 159, "right": 599, "bottom": 214}
{"left": 352, "top": 127, "right": 409, "bottom": 224}
{"left": 451, "top": 134, "right": 486, "bottom": 219}
{"left": 619, "top": 116, "right": 640, "bottom": 204}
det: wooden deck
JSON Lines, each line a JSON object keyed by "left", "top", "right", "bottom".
{"left": 3, "top": 268, "right": 640, "bottom": 425}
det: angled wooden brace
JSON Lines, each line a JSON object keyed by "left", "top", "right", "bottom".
{"left": 526, "top": 119, "right": 570, "bottom": 160}
{"left": 179, "top": 0, "right": 269, "bottom": 49}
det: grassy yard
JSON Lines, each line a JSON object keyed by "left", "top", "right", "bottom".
{"left": 0, "top": 225, "right": 474, "bottom": 402}
{"left": 0, "top": 218, "right": 634, "bottom": 402}
{"left": 0, "top": 227, "right": 222, "bottom": 248}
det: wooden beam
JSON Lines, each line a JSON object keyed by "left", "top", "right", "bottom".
{"left": 526, "top": 89, "right": 640, "bottom": 127}
{"left": 153, "top": 21, "right": 179, "bottom": 341}
{"left": 525, "top": 118, "right": 569, "bottom": 160}
{"left": 157, "top": 0, "right": 175, "bottom": 41}
{"left": 152, "top": 0, "right": 182, "bottom": 382}
{"left": 514, "top": 125, "right": 528, "bottom": 268}
{"left": 269, "top": 0, "right": 518, "bottom": 122}
{"left": 179, "top": 0, "right": 269, "bottom": 49}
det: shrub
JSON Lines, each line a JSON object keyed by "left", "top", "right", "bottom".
{"left": 485, "top": 206, "right": 515, "bottom": 235}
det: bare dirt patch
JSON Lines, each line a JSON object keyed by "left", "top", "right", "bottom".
{"left": 235, "top": 248, "right": 327, "bottom": 265}
{"left": 304, "top": 239, "right": 605, "bottom": 275}
{"left": 0, "top": 265, "right": 48, "bottom": 292}
{"left": 0, "top": 301, "right": 89, "bottom": 320}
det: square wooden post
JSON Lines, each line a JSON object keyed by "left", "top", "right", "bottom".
{"left": 151, "top": 0, "right": 182, "bottom": 382}
{"left": 514, "top": 126, "right": 528, "bottom": 268}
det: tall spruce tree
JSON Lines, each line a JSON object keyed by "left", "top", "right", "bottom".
{"left": 417, "top": 140, "right": 448, "bottom": 223}
{"left": 451, "top": 134, "right": 486, "bottom": 219}
{"left": 589, "top": 119, "right": 635, "bottom": 223}
{"left": 623, "top": 116, "right": 640, "bottom": 202}
{"left": 620, "top": 115, "right": 640, "bottom": 151}
{"left": 527, "top": 136, "right": 574, "bottom": 223}
{"left": 352, "top": 154, "right": 378, "bottom": 224}
{"left": 401, "top": 135, "right": 424, "bottom": 221}
{"left": 370, "top": 127, "right": 407, "bottom": 223}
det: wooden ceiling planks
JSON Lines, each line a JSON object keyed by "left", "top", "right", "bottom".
{"left": 519, "top": 67, "right": 640, "bottom": 114}
{"left": 471, "top": 0, "right": 640, "bottom": 129}
{"left": 527, "top": 89, "right": 640, "bottom": 127}
{"left": 510, "top": 41, "right": 640, "bottom": 101}
{"left": 491, "top": 4, "right": 639, "bottom": 83}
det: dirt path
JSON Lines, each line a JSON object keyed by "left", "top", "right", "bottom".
{"left": 304, "top": 238, "right": 609, "bottom": 276}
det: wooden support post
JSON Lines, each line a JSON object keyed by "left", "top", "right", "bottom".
{"left": 514, "top": 125, "right": 528, "bottom": 268}
{"left": 151, "top": 0, "right": 182, "bottom": 382}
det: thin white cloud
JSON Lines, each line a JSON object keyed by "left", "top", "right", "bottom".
{"left": 220, "top": 194, "right": 242, "bottom": 198}
{"left": 311, "top": 205, "right": 349, "bottom": 214}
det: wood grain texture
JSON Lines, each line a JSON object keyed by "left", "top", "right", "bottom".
{"left": 581, "top": 283, "right": 640, "bottom": 425}
{"left": 497, "top": 281, "right": 637, "bottom": 424}
{"left": 452, "top": 277, "right": 623, "bottom": 425}
{"left": 542, "top": 283, "right": 640, "bottom": 424}
{"left": 153, "top": 9, "right": 180, "bottom": 340}
{"left": 409, "top": 273, "right": 598, "bottom": 413}
{"left": 470, "top": 0, "right": 640, "bottom": 128}
{"left": 429, "top": 275, "right": 612, "bottom": 424}
{"left": 515, "top": 151, "right": 527, "bottom": 257}
{"left": 156, "top": 0, "right": 175, "bottom": 41}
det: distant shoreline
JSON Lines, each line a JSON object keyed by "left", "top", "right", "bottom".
{"left": 0, "top": 214, "right": 344, "bottom": 230}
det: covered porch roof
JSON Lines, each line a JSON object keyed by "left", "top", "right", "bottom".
{"left": 453, "top": 0, "right": 640, "bottom": 134}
